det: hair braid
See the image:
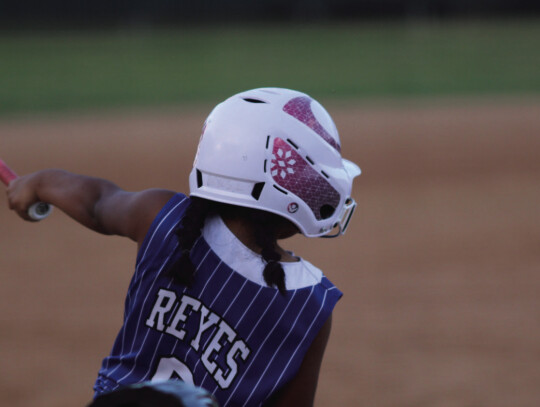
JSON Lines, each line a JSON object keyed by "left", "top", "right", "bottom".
{"left": 167, "top": 197, "right": 212, "bottom": 286}
{"left": 167, "top": 197, "right": 288, "bottom": 293}
{"left": 251, "top": 215, "right": 287, "bottom": 294}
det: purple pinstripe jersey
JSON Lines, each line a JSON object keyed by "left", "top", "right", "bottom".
{"left": 94, "top": 193, "right": 342, "bottom": 406}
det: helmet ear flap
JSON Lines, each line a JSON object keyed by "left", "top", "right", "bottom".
{"left": 267, "top": 136, "right": 341, "bottom": 224}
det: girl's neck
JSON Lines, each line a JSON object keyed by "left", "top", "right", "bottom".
{"left": 221, "top": 216, "right": 298, "bottom": 263}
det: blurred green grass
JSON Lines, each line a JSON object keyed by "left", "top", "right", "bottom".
{"left": 0, "top": 19, "right": 539, "bottom": 115}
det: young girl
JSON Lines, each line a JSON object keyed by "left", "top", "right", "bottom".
{"left": 6, "top": 88, "right": 360, "bottom": 407}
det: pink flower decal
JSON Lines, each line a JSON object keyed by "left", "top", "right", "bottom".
{"left": 283, "top": 96, "right": 340, "bottom": 152}
{"left": 271, "top": 145, "right": 297, "bottom": 180}
{"left": 270, "top": 138, "right": 340, "bottom": 220}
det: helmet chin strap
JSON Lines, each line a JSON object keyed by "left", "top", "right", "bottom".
{"left": 319, "top": 225, "right": 343, "bottom": 239}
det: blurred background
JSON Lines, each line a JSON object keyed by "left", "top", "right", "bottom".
{"left": 1, "top": 1, "right": 539, "bottom": 114}
{"left": 0, "top": 2, "right": 539, "bottom": 407}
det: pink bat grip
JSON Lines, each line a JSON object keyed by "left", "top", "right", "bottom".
{"left": 0, "top": 159, "right": 52, "bottom": 220}
{"left": 0, "top": 159, "right": 18, "bottom": 185}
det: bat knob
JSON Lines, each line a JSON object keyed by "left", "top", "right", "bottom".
{"left": 28, "top": 202, "right": 53, "bottom": 220}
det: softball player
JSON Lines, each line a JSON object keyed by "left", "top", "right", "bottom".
{"left": 6, "top": 88, "right": 360, "bottom": 406}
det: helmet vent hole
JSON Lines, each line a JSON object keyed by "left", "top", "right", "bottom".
{"left": 196, "top": 169, "right": 203, "bottom": 187}
{"left": 251, "top": 182, "right": 265, "bottom": 200}
{"left": 305, "top": 156, "right": 314, "bottom": 165}
{"left": 273, "top": 184, "right": 288, "bottom": 195}
{"left": 320, "top": 205, "right": 335, "bottom": 219}
{"left": 321, "top": 170, "right": 329, "bottom": 179}
{"left": 243, "top": 98, "right": 266, "bottom": 104}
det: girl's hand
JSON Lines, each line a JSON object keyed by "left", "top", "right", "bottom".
{"left": 6, "top": 173, "right": 42, "bottom": 222}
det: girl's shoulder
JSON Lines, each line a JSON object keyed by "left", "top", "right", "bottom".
{"left": 135, "top": 192, "right": 190, "bottom": 262}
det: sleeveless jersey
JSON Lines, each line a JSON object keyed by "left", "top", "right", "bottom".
{"left": 94, "top": 193, "right": 342, "bottom": 406}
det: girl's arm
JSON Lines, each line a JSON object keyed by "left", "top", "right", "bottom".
{"left": 267, "top": 315, "right": 333, "bottom": 407}
{"left": 6, "top": 169, "right": 175, "bottom": 245}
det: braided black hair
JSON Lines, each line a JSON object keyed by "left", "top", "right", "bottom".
{"left": 167, "top": 197, "right": 288, "bottom": 293}
{"left": 247, "top": 210, "right": 287, "bottom": 294}
{"left": 166, "top": 197, "right": 212, "bottom": 286}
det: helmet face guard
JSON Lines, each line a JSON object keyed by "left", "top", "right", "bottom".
{"left": 321, "top": 196, "right": 357, "bottom": 238}
{"left": 189, "top": 87, "right": 361, "bottom": 237}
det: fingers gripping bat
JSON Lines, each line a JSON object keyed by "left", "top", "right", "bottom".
{"left": 0, "top": 159, "right": 52, "bottom": 221}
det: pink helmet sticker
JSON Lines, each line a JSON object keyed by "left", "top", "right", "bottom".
{"left": 270, "top": 138, "right": 340, "bottom": 220}
{"left": 283, "top": 96, "right": 341, "bottom": 152}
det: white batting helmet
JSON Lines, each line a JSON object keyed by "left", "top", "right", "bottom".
{"left": 189, "top": 87, "right": 361, "bottom": 237}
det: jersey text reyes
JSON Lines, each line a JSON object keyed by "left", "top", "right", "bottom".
{"left": 145, "top": 288, "right": 250, "bottom": 389}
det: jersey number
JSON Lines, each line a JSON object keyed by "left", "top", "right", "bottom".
{"left": 151, "top": 356, "right": 194, "bottom": 384}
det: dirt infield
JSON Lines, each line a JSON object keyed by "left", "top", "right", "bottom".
{"left": 1, "top": 98, "right": 539, "bottom": 407}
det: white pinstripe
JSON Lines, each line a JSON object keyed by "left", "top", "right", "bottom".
{"left": 191, "top": 268, "right": 235, "bottom": 377}
{"left": 124, "top": 270, "right": 177, "bottom": 383}
{"left": 173, "top": 257, "right": 223, "bottom": 371}
{"left": 202, "top": 283, "right": 264, "bottom": 394}
{"left": 194, "top": 275, "right": 250, "bottom": 388}
{"left": 105, "top": 197, "right": 186, "bottom": 380}
{"left": 262, "top": 289, "right": 329, "bottom": 405}
{"left": 223, "top": 290, "right": 298, "bottom": 406}
{"left": 103, "top": 198, "right": 186, "bottom": 376}
{"left": 116, "top": 241, "right": 215, "bottom": 386}
{"left": 198, "top": 279, "right": 248, "bottom": 387}
{"left": 140, "top": 242, "right": 212, "bottom": 382}
{"left": 232, "top": 285, "right": 264, "bottom": 329}
{"left": 243, "top": 286, "right": 316, "bottom": 406}
{"left": 222, "top": 279, "right": 249, "bottom": 317}
{"left": 111, "top": 247, "right": 178, "bottom": 387}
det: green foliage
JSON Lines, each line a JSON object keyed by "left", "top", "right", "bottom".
{"left": 0, "top": 19, "right": 539, "bottom": 114}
